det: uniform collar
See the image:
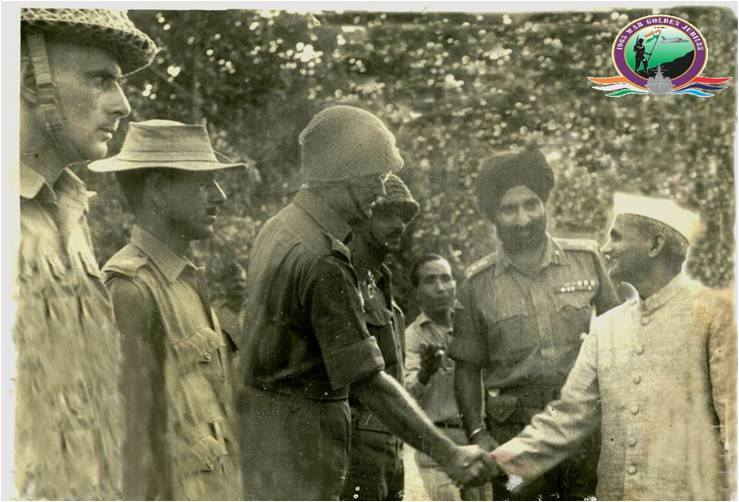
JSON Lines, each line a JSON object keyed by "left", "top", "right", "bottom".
{"left": 130, "top": 225, "right": 194, "bottom": 283}
{"left": 20, "top": 163, "right": 47, "bottom": 200}
{"left": 20, "top": 163, "right": 89, "bottom": 204}
{"left": 639, "top": 272, "right": 689, "bottom": 315}
{"left": 294, "top": 190, "right": 353, "bottom": 245}
{"left": 417, "top": 301, "right": 463, "bottom": 333}
{"left": 494, "top": 234, "right": 566, "bottom": 277}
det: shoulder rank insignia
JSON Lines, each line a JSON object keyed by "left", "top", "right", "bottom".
{"left": 556, "top": 237, "right": 599, "bottom": 254}
{"left": 465, "top": 253, "right": 496, "bottom": 280}
{"left": 329, "top": 236, "right": 352, "bottom": 262}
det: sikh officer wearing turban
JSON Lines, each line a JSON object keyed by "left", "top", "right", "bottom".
{"left": 239, "top": 105, "right": 496, "bottom": 500}
{"left": 490, "top": 192, "right": 736, "bottom": 500}
{"left": 451, "top": 146, "right": 621, "bottom": 500}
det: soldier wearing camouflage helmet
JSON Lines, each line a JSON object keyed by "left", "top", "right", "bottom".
{"left": 340, "top": 174, "right": 419, "bottom": 501}
{"left": 240, "top": 105, "right": 496, "bottom": 500}
{"left": 15, "top": 8, "right": 156, "bottom": 499}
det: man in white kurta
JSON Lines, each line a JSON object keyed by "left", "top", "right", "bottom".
{"left": 492, "top": 193, "right": 736, "bottom": 500}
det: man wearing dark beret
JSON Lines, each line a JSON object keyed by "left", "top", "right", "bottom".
{"left": 450, "top": 145, "right": 621, "bottom": 500}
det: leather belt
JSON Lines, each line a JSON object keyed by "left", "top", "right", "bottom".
{"left": 250, "top": 379, "right": 348, "bottom": 402}
{"left": 434, "top": 420, "right": 462, "bottom": 429}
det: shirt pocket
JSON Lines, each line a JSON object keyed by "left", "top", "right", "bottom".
{"left": 365, "top": 308, "right": 400, "bottom": 368}
{"left": 490, "top": 300, "right": 535, "bottom": 365}
{"left": 182, "top": 429, "right": 229, "bottom": 475}
{"left": 485, "top": 393, "right": 519, "bottom": 424}
{"left": 553, "top": 290, "right": 594, "bottom": 343}
{"left": 173, "top": 326, "right": 227, "bottom": 377}
{"left": 175, "top": 421, "right": 234, "bottom": 499}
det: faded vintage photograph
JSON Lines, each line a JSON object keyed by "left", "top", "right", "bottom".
{"left": 4, "top": 3, "right": 737, "bottom": 500}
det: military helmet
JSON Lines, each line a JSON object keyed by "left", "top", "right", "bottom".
{"left": 375, "top": 174, "right": 420, "bottom": 222}
{"left": 299, "top": 105, "right": 404, "bottom": 183}
{"left": 21, "top": 9, "right": 157, "bottom": 166}
{"left": 21, "top": 8, "right": 157, "bottom": 75}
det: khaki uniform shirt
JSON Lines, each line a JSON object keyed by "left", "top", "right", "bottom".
{"left": 405, "top": 311, "right": 460, "bottom": 424}
{"left": 104, "top": 226, "right": 240, "bottom": 500}
{"left": 239, "top": 190, "right": 385, "bottom": 499}
{"left": 494, "top": 274, "right": 737, "bottom": 500}
{"left": 450, "top": 236, "right": 620, "bottom": 429}
{"left": 242, "top": 190, "right": 385, "bottom": 397}
{"left": 15, "top": 164, "right": 120, "bottom": 499}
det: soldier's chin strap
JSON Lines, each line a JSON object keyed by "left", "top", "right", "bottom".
{"left": 26, "top": 32, "right": 86, "bottom": 167}
{"left": 347, "top": 184, "right": 374, "bottom": 221}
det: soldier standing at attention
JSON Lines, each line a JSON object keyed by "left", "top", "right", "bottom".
{"left": 15, "top": 8, "right": 156, "bottom": 498}
{"left": 240, "top": 105, "right": 496, "bottom": 500}
{"left": 451, "top": 145, "right": 621, "bottom": 500}
{"left": 340, "top": 174, "right": 420, "bottom": 501}
{"left": 91, "top": 120, "right": 245, "bottom": 500}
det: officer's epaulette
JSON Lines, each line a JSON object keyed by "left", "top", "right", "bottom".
{"left": 102, "top": 244, "right": 149, "bottom": 279}
{"left": 464, "top": 252, "right": 497, "bottom": 280}
{"left": 328, "top": 235, "right": 351, "bottom": 262}
{"left": 554, "top": 237, "right": 600, "bottom": 255}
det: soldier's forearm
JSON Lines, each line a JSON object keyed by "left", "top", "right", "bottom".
{"left": 455, "top": 360, "right": 486, "bottom": 437}
{"left": 354, "top": 371, "right": 458, "bottom": 464}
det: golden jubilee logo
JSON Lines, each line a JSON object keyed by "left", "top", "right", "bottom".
{"left": 589, "top": 15, "right": 730, "bottom": 97}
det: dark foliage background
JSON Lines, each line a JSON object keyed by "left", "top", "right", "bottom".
{"left": 77, "top": 7, "right": 737, "bottom": 319}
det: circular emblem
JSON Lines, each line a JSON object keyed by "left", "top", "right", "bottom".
{"left": 611, "top": 15, "right": 707, "bottom": 89}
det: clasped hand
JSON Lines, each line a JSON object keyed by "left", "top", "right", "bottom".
{"left": 442, "top": 444, "right": 500, "bottom": 488}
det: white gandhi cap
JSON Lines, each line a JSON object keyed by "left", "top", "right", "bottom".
{"left": 613, "top": 192, "right": 702, "bottom": 243}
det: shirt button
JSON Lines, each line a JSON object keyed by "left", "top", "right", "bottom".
{"left": 640, "top": 316, "right": 651, "bottom": 326}
{"left": 202, "top": 352, "right": 212, "bottom": 362}
{"left": 633, "top": 375, "right": 641, "bottom": 384}
{"left": 631, "top": 405, "right": 640, "bottom": 415}
{"left": 635, "top": 345, "right": 645, "bottom": 355}
{"left": 627, "top": 465, "right": 637, "bottom": 475}
{"left": 628, "top": 437, "right": 637, "bottom": 447}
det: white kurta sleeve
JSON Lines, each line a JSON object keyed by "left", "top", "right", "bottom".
{"left": 492, "top": 328, "right": 602, "bottom": 486}
{"left": 707, "top": 292, "right": 737, "bottom": 499}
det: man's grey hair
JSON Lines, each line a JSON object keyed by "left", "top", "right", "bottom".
{"left": 621, "top": 213, "right": 690, "bottom": 271}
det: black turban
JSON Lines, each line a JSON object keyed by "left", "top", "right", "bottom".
{"left": 475, "top": 145, "right": 554, "bottom": 220}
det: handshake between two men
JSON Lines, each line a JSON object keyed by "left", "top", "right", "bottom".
{"left": 440, "top": 440, "right": 501, "bottom": 489}
{"left": 414, "top": 343, "right": 504, "bottom": 490}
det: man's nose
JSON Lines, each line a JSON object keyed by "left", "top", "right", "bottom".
{"left": 515, "top": 207, "right": 531, "bottom": 226}
{"left": 108, "top": 83, "right": 132, "bottom": 119}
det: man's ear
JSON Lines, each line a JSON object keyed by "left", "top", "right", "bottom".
{"left": 20, "top": 56, "right": 38, "bottom": 104}
{"left": 145, "top": 171, "right": 170, "bottom": 209}
{"left": 648, "top": 233, "right": 667, "bottom": 258}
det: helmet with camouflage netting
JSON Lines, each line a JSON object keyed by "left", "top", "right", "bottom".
{"left": 299, "top": 105, "right": 404, "bottom": 183}
{"left": 375, "top": 174, "right": 420, "bottom": 223}
{"left": 21, "top": 8, "right": 157, "bottom": 75}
